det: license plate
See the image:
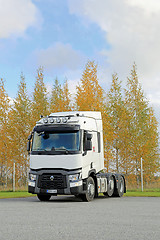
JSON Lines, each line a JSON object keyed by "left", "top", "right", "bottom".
{"left": 46, "top": 189, "right": 57, "bottom": 194}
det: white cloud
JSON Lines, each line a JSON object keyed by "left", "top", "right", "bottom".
{"left": 127, "top": 0, "right": 160, "bottom": 14}
{"left": 0, "top": 0, "right": 41, "bottom": 39}
{"left": 36, "top": 42, "right": 85, "bottom": 71}
{"left": 148, "top": 92, "right": 160, "bottom": 105}
{"left": 147, "top": 94, "right": 160, "bottom": 131}
{"left": 68, "top": 0, "right": 160, "bottom": 93}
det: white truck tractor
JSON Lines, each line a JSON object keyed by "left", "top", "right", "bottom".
{"left": 27, "top": 111, "right": 126, "bottom": 201}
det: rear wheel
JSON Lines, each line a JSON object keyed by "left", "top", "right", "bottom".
{"left": 37, "top": 194, "right": 51, "bottom": 201}
{"left": 103, "top": 176, "right": 115, "bottom": 197}
{"left": 80, "top": 176, "right": 95, "bottom": 202}
{"left": 114, "top": 176, "right": 124, "bottom": 197}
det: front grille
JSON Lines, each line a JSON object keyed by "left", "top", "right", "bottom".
{"left": 38, "top": 174, "right": 67, "bottom": 189}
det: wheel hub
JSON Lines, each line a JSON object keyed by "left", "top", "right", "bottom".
{"left": 88, "top": 183, "right": 95, "bottom": 196}
{"left": 109, "top": 180, "right": 114, "bottom": 190}
{"left": 120, "top": 181, "right": 124, "bottom": 193}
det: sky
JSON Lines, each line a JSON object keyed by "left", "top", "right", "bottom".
{"left": 0, "top": 0, "right": 160, "bottom": 122}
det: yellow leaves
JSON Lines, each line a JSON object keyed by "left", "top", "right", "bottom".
{"left": 104, "top": 64, "right": 160, "bottom": 185}
{"left": 75, "top": 61, "right": 159, "bottom": 182}
{"left": 62, "top": 80, "right": 72, "bottom": 111}
{"left": 0, "top": 79, "right": 13, "bottom": 185}
{"left": 124, "top": 65, "right": 159, "bottom": 183}
{"left": 31, "top": 67, "right": 49, "bottom": 127}
{"left": 50, "top": 78, "right": 72, "bottom": 112}
{"left": 76, "top": 60, "right": 104, "bottom": 112}
{"left": 0, "top": 62, "right": 160, "bottom": 188}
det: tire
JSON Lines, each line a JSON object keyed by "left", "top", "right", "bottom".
{"left": 37, "top": 194, "right": 51, "bottom": 201}
{"left": 114, "top": 176, "right": 124, "bottom": 197}
{"left": 103, "top": 176, "right": 115, "bottom": 197}
{"left": 80, "top": 176, "right": 95, "bottom": 202}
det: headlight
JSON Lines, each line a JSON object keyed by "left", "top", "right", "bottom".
{"left": 69, "top": 173, "right": 81, "bottom": 182}
{"left": 28, "top": 181, "right": 36, "bottom": 187}
{"left": 29, "top": 174, "right": 37, "bottom": 181}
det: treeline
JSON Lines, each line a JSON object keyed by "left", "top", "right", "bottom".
{"left": 0, "top": 61, "right": 159, "bottom": 188}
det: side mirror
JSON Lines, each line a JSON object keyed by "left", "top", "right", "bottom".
{"left": 27, "top": 141, "right": 31, "bottom": 152}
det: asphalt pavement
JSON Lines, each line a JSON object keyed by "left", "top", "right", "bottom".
{"left": 0, "top": 195, "right": 160, "bottom": 240}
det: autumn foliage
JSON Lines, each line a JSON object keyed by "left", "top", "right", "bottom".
{"left": 0, "top": 61, "right": 159, "bottom": 189}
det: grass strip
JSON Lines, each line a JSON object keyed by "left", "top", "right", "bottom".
{"left": 0, "top": 191, "right": 160, "bottom": 199}
{"left": 127, "top": 188, "right": 160, "bottom": 192}
{"left": 124, "top": 191, "right": 160, "bottom": 197}
{"left": 0, "top": 191, "right": 35, "bottom": 199}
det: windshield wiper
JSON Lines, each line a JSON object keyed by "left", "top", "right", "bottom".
{"left": 32, "top": 149, "right": 48, "bottom": 155}
{"left": 52, "top": 147, "right": 69, "bottom": 154}
{"left": 37, "top": 132, "right": 44, "bottom": 136}
{"left": 33, "top": 147, "right": 70, "bottom": 154}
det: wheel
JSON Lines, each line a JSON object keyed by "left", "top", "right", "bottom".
{"left": 37, "top": 194, "right": 51, "bottom": 201}
{"left": 114, "top": 176, "right": 124, "bottom": 197}
{"left": 103, "top": 176, "right": 115, "bottom": 197}
{"left": 80, "top": 176, "right": 95, "bottom": 202}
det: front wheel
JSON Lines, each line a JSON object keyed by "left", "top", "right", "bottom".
{"left": 80, "top": 176, "right": 95, "bottom": 202}
{"left": 37, "top": 194, "right": 51, "bottom": 201}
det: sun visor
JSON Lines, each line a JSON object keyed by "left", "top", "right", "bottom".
{"left": 34, "top": 124, "right": 80, "bottom": 133}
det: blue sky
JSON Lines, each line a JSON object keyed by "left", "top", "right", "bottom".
{"left": 0, "top": 0, "right": 109, "bottom": 98}
{"left": 0, "top": 0, "right": 160, "bottom": 116}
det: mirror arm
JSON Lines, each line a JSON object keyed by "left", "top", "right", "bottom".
{"left": 82, "top": 150, "right": 87, "bottom": 156}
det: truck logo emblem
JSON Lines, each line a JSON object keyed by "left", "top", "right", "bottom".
{"left": 50, "top": 176, "right": 54, "bottom": 181}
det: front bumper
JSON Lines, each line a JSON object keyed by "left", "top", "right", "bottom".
{"left": 28, "top": 169, "right": 84, "bottom": 195}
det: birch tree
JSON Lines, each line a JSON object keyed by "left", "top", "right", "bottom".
{"left": 105, "top": 73, "right": 126, "bottom": 172}
{"left": 0, "top": 79, "right": 11, "bottom": 186}
{"left": 125, "top": 64, "right": 159, "bottom": 186}
{"left": 9, "top": 74, "right": 31, "bottom": 186}
{"left": 75, "top": 60, "right": 104, "bottom": 111}
{"left": 50, "top": 78, "right": 72, "bottom": 112}
{"left": 31, "top": 67, "right": 49, "bottom": 126}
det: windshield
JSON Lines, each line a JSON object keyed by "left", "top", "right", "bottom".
{"left": 32, "top": 131, "right": 80, "bottom": 153}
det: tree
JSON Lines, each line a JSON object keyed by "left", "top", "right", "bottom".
{"left": 104, "top": 73, "right": 126, "bottom": 172}
{"left": 142, "top": 107, "right": 160, "bottom": 183}
{"left": 0, "top": 78, "right": 11, "bottom": 187}
{"left": 75, "top": 60, "right": 104, "bottom": 111}
{"left": 9, "top": 73, "right": 31, "bottom": 186}
{"left": 50, "top": 78, "right": 72, "bottom": 112}
{"left": 31, "top": 67, "right": 49, "bottom": 126}
{"left": 62, "top": 79, "right": 72, "bottom": 111}
{"left": 124, "top": 64, "right": 159, "bottom": 186}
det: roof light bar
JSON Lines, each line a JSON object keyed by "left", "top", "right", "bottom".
{"left": 42, "top": 117, "right": 68, "bottom": 124}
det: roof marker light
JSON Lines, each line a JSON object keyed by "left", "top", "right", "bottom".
{"left": 62, "top": 117, "right": 67, "bottom": 123}
{"left": 49, "top": 118, "right": 54, "bottom": 123}
{"left": 43, "top": 118, "right": 48, "bottom": 124}
{"left": 56, "top": 117, "right": 61, "bottom": 123}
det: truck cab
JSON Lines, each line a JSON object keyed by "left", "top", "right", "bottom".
{"left": 28, "top": 111, "right": 126, "bottom": 201}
